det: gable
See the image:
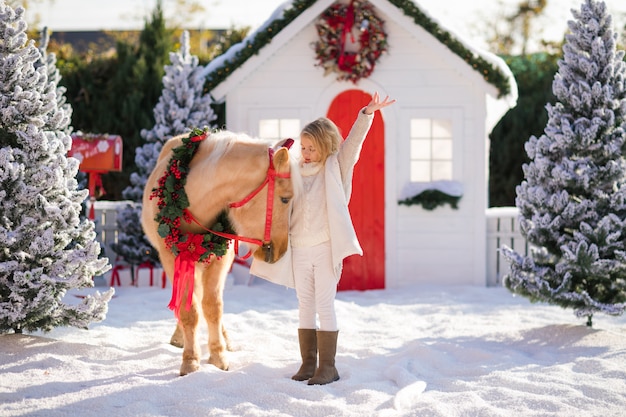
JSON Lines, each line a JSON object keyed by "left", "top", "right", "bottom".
{"left": 202, "top": 0, "right": 516, "bottom": 102}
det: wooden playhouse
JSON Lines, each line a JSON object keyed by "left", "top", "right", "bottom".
{"left": 201, "top": 0, "right": 518, "bottom": 289}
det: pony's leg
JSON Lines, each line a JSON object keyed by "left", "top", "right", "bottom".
{"left": 178, "top": 273, "right": 202, "bottom": 376}
{"left": 161, "top": 251, "right": 202, "bottom": 375}
{"left": 201, "top": 251, "right": 234, "bottom": 370}
{"left": 157, "top": 250, "right": 185, "bottom": 348}
{"left": 222, "top": 323, "right": 232, "bottom": 351}
{"left": 167, "top": 285, "right": 231, "bottom": 350}
{"left": 170, "top": 323, "right": 184, "bottom": 348}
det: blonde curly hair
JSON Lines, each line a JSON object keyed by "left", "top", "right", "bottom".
{"left": 300, "top": 117, "right": 342, "bottom": 163}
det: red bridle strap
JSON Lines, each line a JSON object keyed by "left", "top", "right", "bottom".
{"left": 185, "top": 147, "right": 291, "bottom": 259}
{"left": 185, "top": 211, "right": 261, "bottom": 260}
{"left": 228, "top": 148, "right": 290, "bottom": 244}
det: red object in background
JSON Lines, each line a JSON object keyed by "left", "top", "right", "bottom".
{"left": 327, "top": 89, "right": 386, "bottom": 291}
{"left": 69, "top": 134, "right": 123, "bottom": 219}
{"left": 69, "top": 134, "right": 123, "bottom": 172}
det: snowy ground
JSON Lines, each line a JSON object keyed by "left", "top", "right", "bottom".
{"left": 1, "top": 268, "right": 625, "bottom": 417}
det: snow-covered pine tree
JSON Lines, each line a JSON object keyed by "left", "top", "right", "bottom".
{"left": 37, "top": 25, "right": 88, "bottom": 191}
{"left": 112, "top": 30, "right": 217, "bottom": 269}
{"left": 37, "top": 26, "right": 72, "bottom": 134}
{"left": 502, "top": 0, "right": 626, "bottom": 327}
{"left": 0, "top": 4, "right": 113, "bottom": 334}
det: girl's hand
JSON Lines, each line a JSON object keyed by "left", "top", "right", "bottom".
{"left": 364, "top": 92, "right": 396, "bottom": 115}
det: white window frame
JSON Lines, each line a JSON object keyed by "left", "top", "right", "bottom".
{"left": 401, "top": 108, "right": 464, "bottom": 185}
{"left": 249, "top": 108, "right": 308, "bottom": 160}
{"left": 410, "top": 118, "right": 454, "bottom": 182}
{"left": 248, "top": 108, "right": 308, "bottom": 139}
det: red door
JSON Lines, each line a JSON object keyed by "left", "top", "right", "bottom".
{"left": 326, "top": 89, "right": 385, "bottom": 291}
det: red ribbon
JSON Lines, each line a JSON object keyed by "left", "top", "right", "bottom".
{"left": 110, "top": 263, "right": 127, "bottom": 286}
{"left": 137, "top": 261, "right": 155, "bottom": 286}
{"left": 87, "top": 173, "right": 105, "bottom": 220}
{"left": 190, "top": 132, "right": 208, "bottom": 142}
{"left": 338, "top": 0, "right": 356, "bottom": 70}
{"left": 168, "top": 234, "right": 207, "bottom": 320}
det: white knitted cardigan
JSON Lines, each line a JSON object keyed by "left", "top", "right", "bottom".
{"left": 250, "top": 109, "right": 374, "bottom": 288}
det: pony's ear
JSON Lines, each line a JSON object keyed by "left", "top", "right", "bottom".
{"left": 273, "top": 147, "right": 290, "bottom": 173}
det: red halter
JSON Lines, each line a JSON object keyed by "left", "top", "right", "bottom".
{"left": 186, "top": 140, "right": 293, "bottom": 260}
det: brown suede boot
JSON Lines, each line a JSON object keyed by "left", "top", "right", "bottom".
{"left": 291, "top": 329, "right": 317, "bottom": 381}
{"left": 308, "top": 330, "right": 339, "bottom": 385}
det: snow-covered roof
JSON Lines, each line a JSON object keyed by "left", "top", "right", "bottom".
{"left": 202, "top": 0, "right": 517, "bottom": 103}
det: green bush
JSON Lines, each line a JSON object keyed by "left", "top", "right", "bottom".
{"left": 488, "top": 52, "right": 560, "bottom": 207}
{"left": 57, "top": 4, "right": 173, "bottom": 200}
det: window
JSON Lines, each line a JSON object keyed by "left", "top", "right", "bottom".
{"left": 410, "top": 118, "right": 453, "bottom": 182}
{"left": 258, "top": 119, "right": 301, "bottom": 141}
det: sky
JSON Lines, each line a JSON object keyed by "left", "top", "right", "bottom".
{"left": 1, "top": 271, "right": 626, "bottom": 416}
{"left": 25, "top": 0, "right": 626, "bottom": 52}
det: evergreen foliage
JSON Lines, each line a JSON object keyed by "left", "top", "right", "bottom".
{"left": 58, "top": 2, "right": 173, "bottom": 200}
{"left": 398, "top": 190, "right": 461, "bottom": 210}
{"left": 37, "top": 26, "right": 89, "bottom": 206}
{"left": 502, "top": 0, "right": 626, "bottom": 327}
{"left": 489, "top": 53, "right": 559, "bottom": 207}
{"left": 0, "top": 4, "right": 113, "bottom": 333}
{"left": 36, "top": 26, "right": 72, "bottom": 134}
{"left": 111, "top": 30, "right": 217, "bottom": 267}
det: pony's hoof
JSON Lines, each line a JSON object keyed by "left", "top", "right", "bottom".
{"left": 170, "top": 336, "right": 184, "bottom": 348}
{"left": 208, "top": 354, "right": 229, "bottom": 371}
{"left": 170, "top": 326, "right": 184, "bottom": 348}
{"left": 179, "top": 360, "right": 200, "bottom": 376}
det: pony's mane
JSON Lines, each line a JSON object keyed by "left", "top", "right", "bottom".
{"left": 197, "top": 130, "right": 303, "bottom": 199}
{"left": 288, "top": 152, "right": 303, "bottom": 201}
{"left": 202, "top": 130, "right": 272, "bottom": 165}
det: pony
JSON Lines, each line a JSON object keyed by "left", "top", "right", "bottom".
{"left": 142, "top": 129, "right": 299, "bottom": 376}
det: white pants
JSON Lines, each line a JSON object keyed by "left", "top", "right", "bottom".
{"left": 292, "top": 241, "right": 338, "bottom": 331}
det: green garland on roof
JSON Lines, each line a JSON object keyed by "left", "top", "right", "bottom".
{"left": 205, "top": 0, "right": 511, "bottom": 98}
{"left": 398, "top": 189, "right": 461, "bottom": 211}
{"left": 387, "top": 0, "right": 510, "bottom": 97}
{"left": 205, "top": 0, "right": 317, "bottom": 91}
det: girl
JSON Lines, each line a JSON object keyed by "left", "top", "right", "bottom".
{"left": 252, "top": 92, "right": 395, "bottom": 385}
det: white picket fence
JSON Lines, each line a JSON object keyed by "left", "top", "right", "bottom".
{"left": 92, "top": 200, "right": 129, "bottom": 262}
{"left": 93, "top": 201, "right": 528, "bottom": 287}
{"left": 485, "top": 207, "right": 528, "bottom": 286}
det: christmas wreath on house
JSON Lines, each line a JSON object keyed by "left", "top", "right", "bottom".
{"left": 313, "top": 0, "right": 387, "bottom": 83}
